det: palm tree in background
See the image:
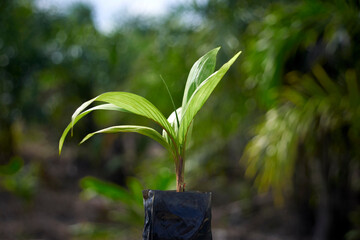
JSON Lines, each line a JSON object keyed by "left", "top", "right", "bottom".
{"left": 241, "top": 1, "right": 360, "bottom": 239}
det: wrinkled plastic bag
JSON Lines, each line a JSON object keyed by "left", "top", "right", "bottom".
{"left": 142, "top": 190, "right": 212, "bottom": 240}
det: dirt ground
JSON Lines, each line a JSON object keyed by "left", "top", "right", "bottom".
{"left": 0, "top": 184, "right": 311, "bottom": 240}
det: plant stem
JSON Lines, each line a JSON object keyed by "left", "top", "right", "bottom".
{"left": 176, "top": 156, "right": 185, "bottom": 192}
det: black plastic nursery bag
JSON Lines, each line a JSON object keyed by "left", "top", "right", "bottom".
{"left": 142, "top": 190, "right": 212, "bottom": 240}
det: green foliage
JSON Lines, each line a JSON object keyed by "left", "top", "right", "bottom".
{"left": 60, "top": 48, "right": 241, "bottom": 191}
{"left": 0, "top": 156, "right": 39, "bottom": 201}
{"left": 181, "top": 47, "right": 219, "bottom": 109}
{"left": 81, "top": 126, "right": 172, "bottom": 154}
{"left": 80, "top": 176, "right": 143, "bottom": 225}
{"left": 178, "top": 51, "right": 241, "bottom": 145}
{"left": 2, "top": 0, "right": 360, "bottom": 238}
{"left": 241, "top": 0, "right": 360, "bottom": 205}
{"left": 79, "top": 166, "right": 175, "bottom": 227}
{"left": 59, "top": 104, "right": 126, "bottom": 155}
{"left": 0, "top": 156, "right": 23, "bottom": 175}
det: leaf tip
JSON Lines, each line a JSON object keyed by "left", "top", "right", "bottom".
{"left": 210, "top": 47, "right": 221, "bottom": 56}
{"left": 80, "top": 134, "right": 91, "bottom": 144}
{"left": 59, "top": 139, "right": 63, "bottom": 156}
{"left": 226, "top": 50, "right": 242, "bottom": 67}
{"left": 234, "top": 50, "right": 242, "bottom": 59}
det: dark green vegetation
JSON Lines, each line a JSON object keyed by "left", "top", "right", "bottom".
{"left": 1, "top": 0, "right": 360, "bottom": 239}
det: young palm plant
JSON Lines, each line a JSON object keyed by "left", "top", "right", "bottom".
{"left": 59, "top": 47, "right": 241, "bottom": 192}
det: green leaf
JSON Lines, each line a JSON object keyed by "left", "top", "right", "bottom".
{"left": 179, "top": 51, "right": 242, "bottom": 144}
{"left": 0, "top": 156, "right": 24, "bottom": 176}
{"left": 71, "top": 92, "right": 177, "bottom": 148}
{"left": 80, "top": 176, "right": 132, "bottom": 204}
{"left": 313, "top": 65, "right": 341, "bottom": 96}
{"left": 345, "top": 69, "right": 359, "bottom": 108}
{"left": 80, "top": 125, "right": 174, "bottom": 155}
{"left": 59, "top": 104, "right": 126, "bottom": 155}
{"left": 126, "top": 177, "right": 144, "bottom": 205}
{"left": 181, "top": 47, "right": 220, "bottom": 110}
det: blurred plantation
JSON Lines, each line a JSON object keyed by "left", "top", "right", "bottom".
{"left": 0, "top": 0, "right": 359, "bottom": 239}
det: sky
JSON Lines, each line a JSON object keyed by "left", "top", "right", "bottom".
{"left": 36, "top": 0, "right": 191, "bottom": 32}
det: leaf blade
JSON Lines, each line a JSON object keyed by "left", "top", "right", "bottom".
{"left": 80, "top": 125, "right": 173, "bottom": 155}
{"left": 182, "top": 47, "right": 220, "bottom": 109}
{"left": 59, "top": 104, "right": 126, "bottom": 155}
{"left": 72, "top": 92, "right": 176, "bottom": 143}
{"left": 179, "top": 51, "right": 242, "bottom": 144}
{"left": 80, "top": 176, "right": 132, "bottom": 203}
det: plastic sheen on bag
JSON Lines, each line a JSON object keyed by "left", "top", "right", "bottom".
{"left": 142, "top": 190, "right": 212, "bottom": 240}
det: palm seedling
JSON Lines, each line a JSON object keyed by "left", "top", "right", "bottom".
{"left": 59, "top": 47, "right": 241, "bottom": 192}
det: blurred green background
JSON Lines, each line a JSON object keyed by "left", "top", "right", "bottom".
{"left": 1, "top": 0, "right": 360, "bottom": 239}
